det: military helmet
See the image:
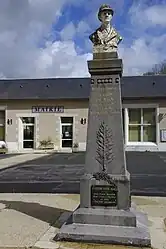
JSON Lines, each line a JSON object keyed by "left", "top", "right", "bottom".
{"left": 98, "top": 4, "right": 114, "bottom": 21}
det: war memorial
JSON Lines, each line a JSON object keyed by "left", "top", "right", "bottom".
{"left": 54, "top": 4, "right": 151, "bottom": 247}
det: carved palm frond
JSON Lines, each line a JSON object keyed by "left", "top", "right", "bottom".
{"left": 96, "top": 121, "right": 114, "bottom": 172}
{"left": 96, "top": 122, "right": 105, "bottom": 170}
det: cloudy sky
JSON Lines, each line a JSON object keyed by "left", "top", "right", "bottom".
{"left": 0, "top": 0, "right": 166, "bottom": 79}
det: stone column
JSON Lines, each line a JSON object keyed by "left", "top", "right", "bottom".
{"left": 80, "top": 52, "right": 130, "bottom": 210}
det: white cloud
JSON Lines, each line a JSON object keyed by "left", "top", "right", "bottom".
{"left": 35, "top": 41, "right": 92, "bottom": 78}
{"left": 60, "top": 22, "right": 76, "bottom": 41}
{"left": 119, "top": 38, "right": 163, "bottom": 75}
{"left": 119, "top": 33, "right": 166, "bottom": 75}
{"left": 129, "top": 3, "right": 166, "bottom": 28}
{"left": 60, "top": 20, "right": 91, "bottom": 42}
{"left": 119, "top": 1, "right": 166, "bottom": 75}
{"left": 77, "top": 21, "right": 91, "bottom": 35}
{"left": 0, "top": 0, "right": 91, "bottom": 78}
{"left": 145, "top": 5, "right": 166, "bottom": 26}
{"left": 0, "top": 0, "right": 165, "bottom": 79}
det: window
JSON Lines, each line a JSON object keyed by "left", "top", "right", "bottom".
{"left": 22, "top": 117, "right": 34, "bottom": 124}
{"left": 128, "top": 108, "right": 156, "bottom": 142}
{"left": 61, "top": 117, "right": 73, "bottom": 124}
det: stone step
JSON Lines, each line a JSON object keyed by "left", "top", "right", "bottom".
{"left": 54, "top": 223, "right": 151, "bottom": 247}
{"left": 73, "top": 208, "right": 136, "bottom": 227}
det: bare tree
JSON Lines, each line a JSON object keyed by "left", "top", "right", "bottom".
{"left": 143, "top": 60, "right": 166, "bottom": 76}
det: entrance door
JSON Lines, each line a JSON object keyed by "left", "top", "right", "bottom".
{"left": 61, "top": 117, "right": 73, "bottom": 149}
{"left": 21, "top": 117, "right": 35, "bottom": 149}
{"left": 0, "top": 111, "right": 5, "bottom": 141}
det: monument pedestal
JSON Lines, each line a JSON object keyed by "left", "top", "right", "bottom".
{"left": 54, "top": 53, "right": 151, "bottom": 247}
{"left": 55, "top": 208, "right": 150, "bottom": 246}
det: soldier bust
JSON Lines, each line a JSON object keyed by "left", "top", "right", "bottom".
{"left": 89, "top": 4, "right": 122, "bottom": 53}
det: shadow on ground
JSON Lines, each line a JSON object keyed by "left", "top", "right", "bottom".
{"left": 1, "top": 200, "right": 72, "bottom": 228}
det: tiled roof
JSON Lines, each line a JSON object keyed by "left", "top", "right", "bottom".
{"left": 0, "top": 75, "right": 165, "bottom": 100}
{"left": 121, "top": 75, "right": 166, "bottom": 99}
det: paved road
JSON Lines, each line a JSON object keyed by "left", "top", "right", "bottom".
{"left": 0, "top": 152, "right": 166, "bottom": 196}
{"left": 0, "top": 153, "right": 21, "bottom": 159}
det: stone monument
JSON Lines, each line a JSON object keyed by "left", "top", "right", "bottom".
{"left": 54, "top": 4, "right": 151, "bottom": 246}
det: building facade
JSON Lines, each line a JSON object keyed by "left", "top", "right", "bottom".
{"left": 1, "top": 76, "right": 166, "bottom": 153}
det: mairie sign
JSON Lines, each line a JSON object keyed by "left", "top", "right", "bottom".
{"left": 32, "top": 106, "right": 64, "bottom": 113}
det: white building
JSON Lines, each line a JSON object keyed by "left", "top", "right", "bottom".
{"left": 0, "top": 75, "right": 166, "bottom": 153}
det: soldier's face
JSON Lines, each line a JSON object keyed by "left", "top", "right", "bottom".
{"left": 100, "top": 10, "right": 112, "bottom": 24}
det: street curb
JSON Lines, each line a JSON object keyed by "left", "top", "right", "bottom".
{"left": 0, "top": 154, "right": 51, "bottom": 172}
{"left": 131, "top": 191, "right": 166, "bottom": 197}
{"left": 6, "top": 151, "right": 56, "bottom": 155}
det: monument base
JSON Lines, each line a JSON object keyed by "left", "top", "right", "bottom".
{"left": 54, "top": 204, "right": 151, "bottom": 247}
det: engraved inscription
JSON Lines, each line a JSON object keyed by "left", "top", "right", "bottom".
{"left": 92, "top": 84, "right": 121, "bottom": 116}
{"left": 91, "top": 184, "right": 118, "bottom": 206}
{"left": 96, "top": 84, "right": 113, "bottom": 114}
{"left": 96, "top": 121, "right": 114, "bottom": 172}
{"left": 97, "top": 78, "right": 113, "bottom": 84}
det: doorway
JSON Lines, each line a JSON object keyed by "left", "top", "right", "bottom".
{"left": 60, "top": 117, "right": 73, "bottom": 148}
{"left": 21, "top": 117, "right": 35, "bottom": 149}
{"left": 0, "top": 111, "right": 5, "bottom": 141}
